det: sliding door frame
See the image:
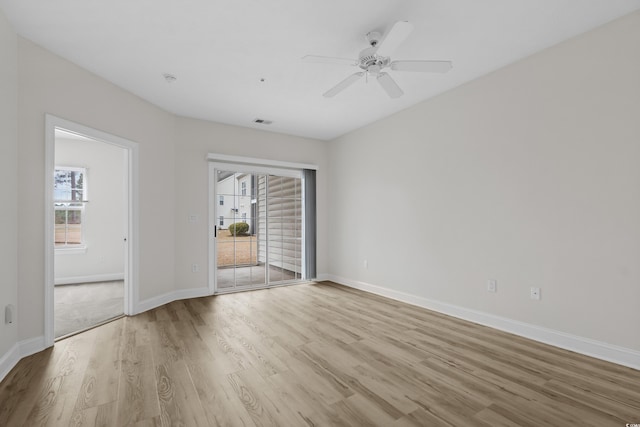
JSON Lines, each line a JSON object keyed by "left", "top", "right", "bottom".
{"left": 207, "top": 154, "right": 317, "bottom": 295}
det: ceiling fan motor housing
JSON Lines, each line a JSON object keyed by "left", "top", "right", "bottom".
{"left": 358, "top": 46, "right": 390, "bottom": 73}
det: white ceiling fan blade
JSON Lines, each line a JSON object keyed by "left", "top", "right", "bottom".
{"left": 376, "top": 21, "right": 414, "bottom": 57}
{"left": 377, "top": 72, "right": 403, "bottom": 98}
{"left": 302, "top": 55, "right": 356, "bottom": 66}
{"left": 390, "top": 60, "right": 453, "bottom": 73}
{"left": 323, "top": 72, "right": 364, "bottom": 97}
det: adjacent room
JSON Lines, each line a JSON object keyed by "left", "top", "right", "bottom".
{"left": 1, "top": 1, "right": 639, "bottom": 426}
{"left": 53, "top": 129, "right": 127, "bottom": 338}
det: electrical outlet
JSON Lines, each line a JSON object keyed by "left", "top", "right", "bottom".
{"left": 530, "top": 287, "right": 541, "bottom": 300}
{"left": 191, "top": 264, "right": 199, "bottom": 273}
{"left": 5, "top": 304, "right": 14, "bottom": 324}
{"left": 487, "top": 279, "right": 497, "bottom": 293}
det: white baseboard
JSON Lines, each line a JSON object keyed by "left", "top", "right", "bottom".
{"left": 325, "top": 274, "right": 640, "bottom": 371}
{"left": 55, "top": 273, "right": 125, "bottom": 285}
{"left": 0, "top": 343, "right": 20, "bottom": 383}
{"left": 0, "top": 335, "right": 47, "bottom": 384}
{"left": 136, "top": 287, "right": 210, "bottom": 314}
{"left": 19, "top": 336, "right": 47, "bottom": 358}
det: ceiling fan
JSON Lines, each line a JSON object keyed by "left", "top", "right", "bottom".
{"left": 303, "top": 21, "right": 452, "bottom": 99}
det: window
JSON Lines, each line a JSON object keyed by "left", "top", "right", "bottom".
{"left": 54, "top": 167, "right": 86, "bottom": 246}
{"left": 219, "top": 195, "right": 224, "bottom": 206}
{"left": 219, "top": 216, "right": 224, "bottom": 227}
{"left": 241, "top": 181, "right": 247, "bottom": 196}
{"left": 241, "top": 212, "right": 247, "bottom": 223}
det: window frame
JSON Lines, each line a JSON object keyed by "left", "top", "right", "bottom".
{"left": 54, "top": 166, "right": 88, "bottom": 251}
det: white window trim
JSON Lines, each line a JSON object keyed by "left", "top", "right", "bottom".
{"left": 54, "top": 166, "right": 88, "bottom": 249}
{"left": 55, "top": 245, "right": 87, "bottom": 255}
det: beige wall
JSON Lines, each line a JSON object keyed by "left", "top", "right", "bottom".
{"left": 18, "top": 38, "right": 177, "bottom": 339}
{"left": 173, "top": 117, "right": 329, "bottom": 291}
{"left": 14, "top": 38, "right": 328, "bottom": 346}
{"left": 0, "top": 8, "right": 18, "bottom": 358}
{"left": 328, "top": 11, "right": 640, "bottom": 351}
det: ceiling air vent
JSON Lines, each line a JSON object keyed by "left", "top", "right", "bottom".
{"left": 253, "top": 118, "right": 273, "bottom": 125}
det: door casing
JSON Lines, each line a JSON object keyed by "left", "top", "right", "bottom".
{"left": 44, "top": 115, "right": 139, "bottom": 346}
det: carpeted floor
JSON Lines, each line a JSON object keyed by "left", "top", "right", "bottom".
{"left": 54, "top": 280, "right": 124, "bottom": 338}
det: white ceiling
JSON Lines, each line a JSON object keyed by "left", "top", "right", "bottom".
{"left": 2, "top": 1, "right": 640, "bottom": 140}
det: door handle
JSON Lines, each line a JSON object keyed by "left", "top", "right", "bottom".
{"left": 214, "top": 225, "right": 217, "bottom": 238}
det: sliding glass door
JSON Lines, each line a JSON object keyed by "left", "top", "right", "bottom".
{"left": 215, "top": 170, "right": 263, "bottom": 289}
{"left": 259, "top": 174, "right": 303, "bottom": 284}
{"left": 211, "top": 165, "right": 304, "bottom": 292}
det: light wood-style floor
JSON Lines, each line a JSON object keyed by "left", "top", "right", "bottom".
{"left": 1, "top": 282, "right": 639, "bottom": 426}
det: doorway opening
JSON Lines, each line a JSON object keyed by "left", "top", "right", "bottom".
{"left": 45, "top": 115, "right": 139, "bottom": 345}
{"left": 53, "top": 130, "right": 126, "bottom": 338}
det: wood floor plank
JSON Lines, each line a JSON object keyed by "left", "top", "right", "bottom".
{"left": 298, "top": 344, "right": 406, "bottom": 420}
{"left": 117, "top": 344, "right": 160, "bottom": 426}
{"left": 392, "top": 407, "right": 457, "bottom": 427}
{"left": 72, "top": 400, "right": 118, "bottom": 427}
{"left": 148, "top": 320, "right": 187, "bottom": 366}
{"left": 213, "top": 312, "right": 286, "bottom": 379}
{"left": 227, "top": 368, "right": 303, "bottom": 426}
{"left": 472, "top": 406, "right": 523, "bottom": 427}
{"left": 270, "top": 344, "right": 350, "bottom": 405}
{"left": 329, "top": 394, "right": 396, "bottom": 426}
{"left": 8, "top": 331, "right": 97, "bottom": 426}
{"left": 74, "top": 320, "right": 123, "bottom": 411}
{"left": 0, "top": 346, "right": 63, "bottom": 425}
{"left": 273, "top": 335, "right": 354, "bottom": 400}
{"left": 544, "top": 378, "right": 640, "bottom": 420}
{"left": 262, "top": 369, "right": 340, "bottom": 426}
{"left": 350, "top": 363, "right": 420, "bottom": 414}
{"left": 21, "top": 375, "right": 65, "bottom": 426}
{"left": 192, "top": 323, "right": 248, "bottom": 375}
{"left": 184, "top": 358, "right": 255, "bottom": 427}
{"left": 156, "top": 361, "right": 208, "bottom": 427}
{"left": 132, "top": 415, "right": 162, "bottom": 427}
{"left": 1, "top": 281, "right": 639, "bottom": 427}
